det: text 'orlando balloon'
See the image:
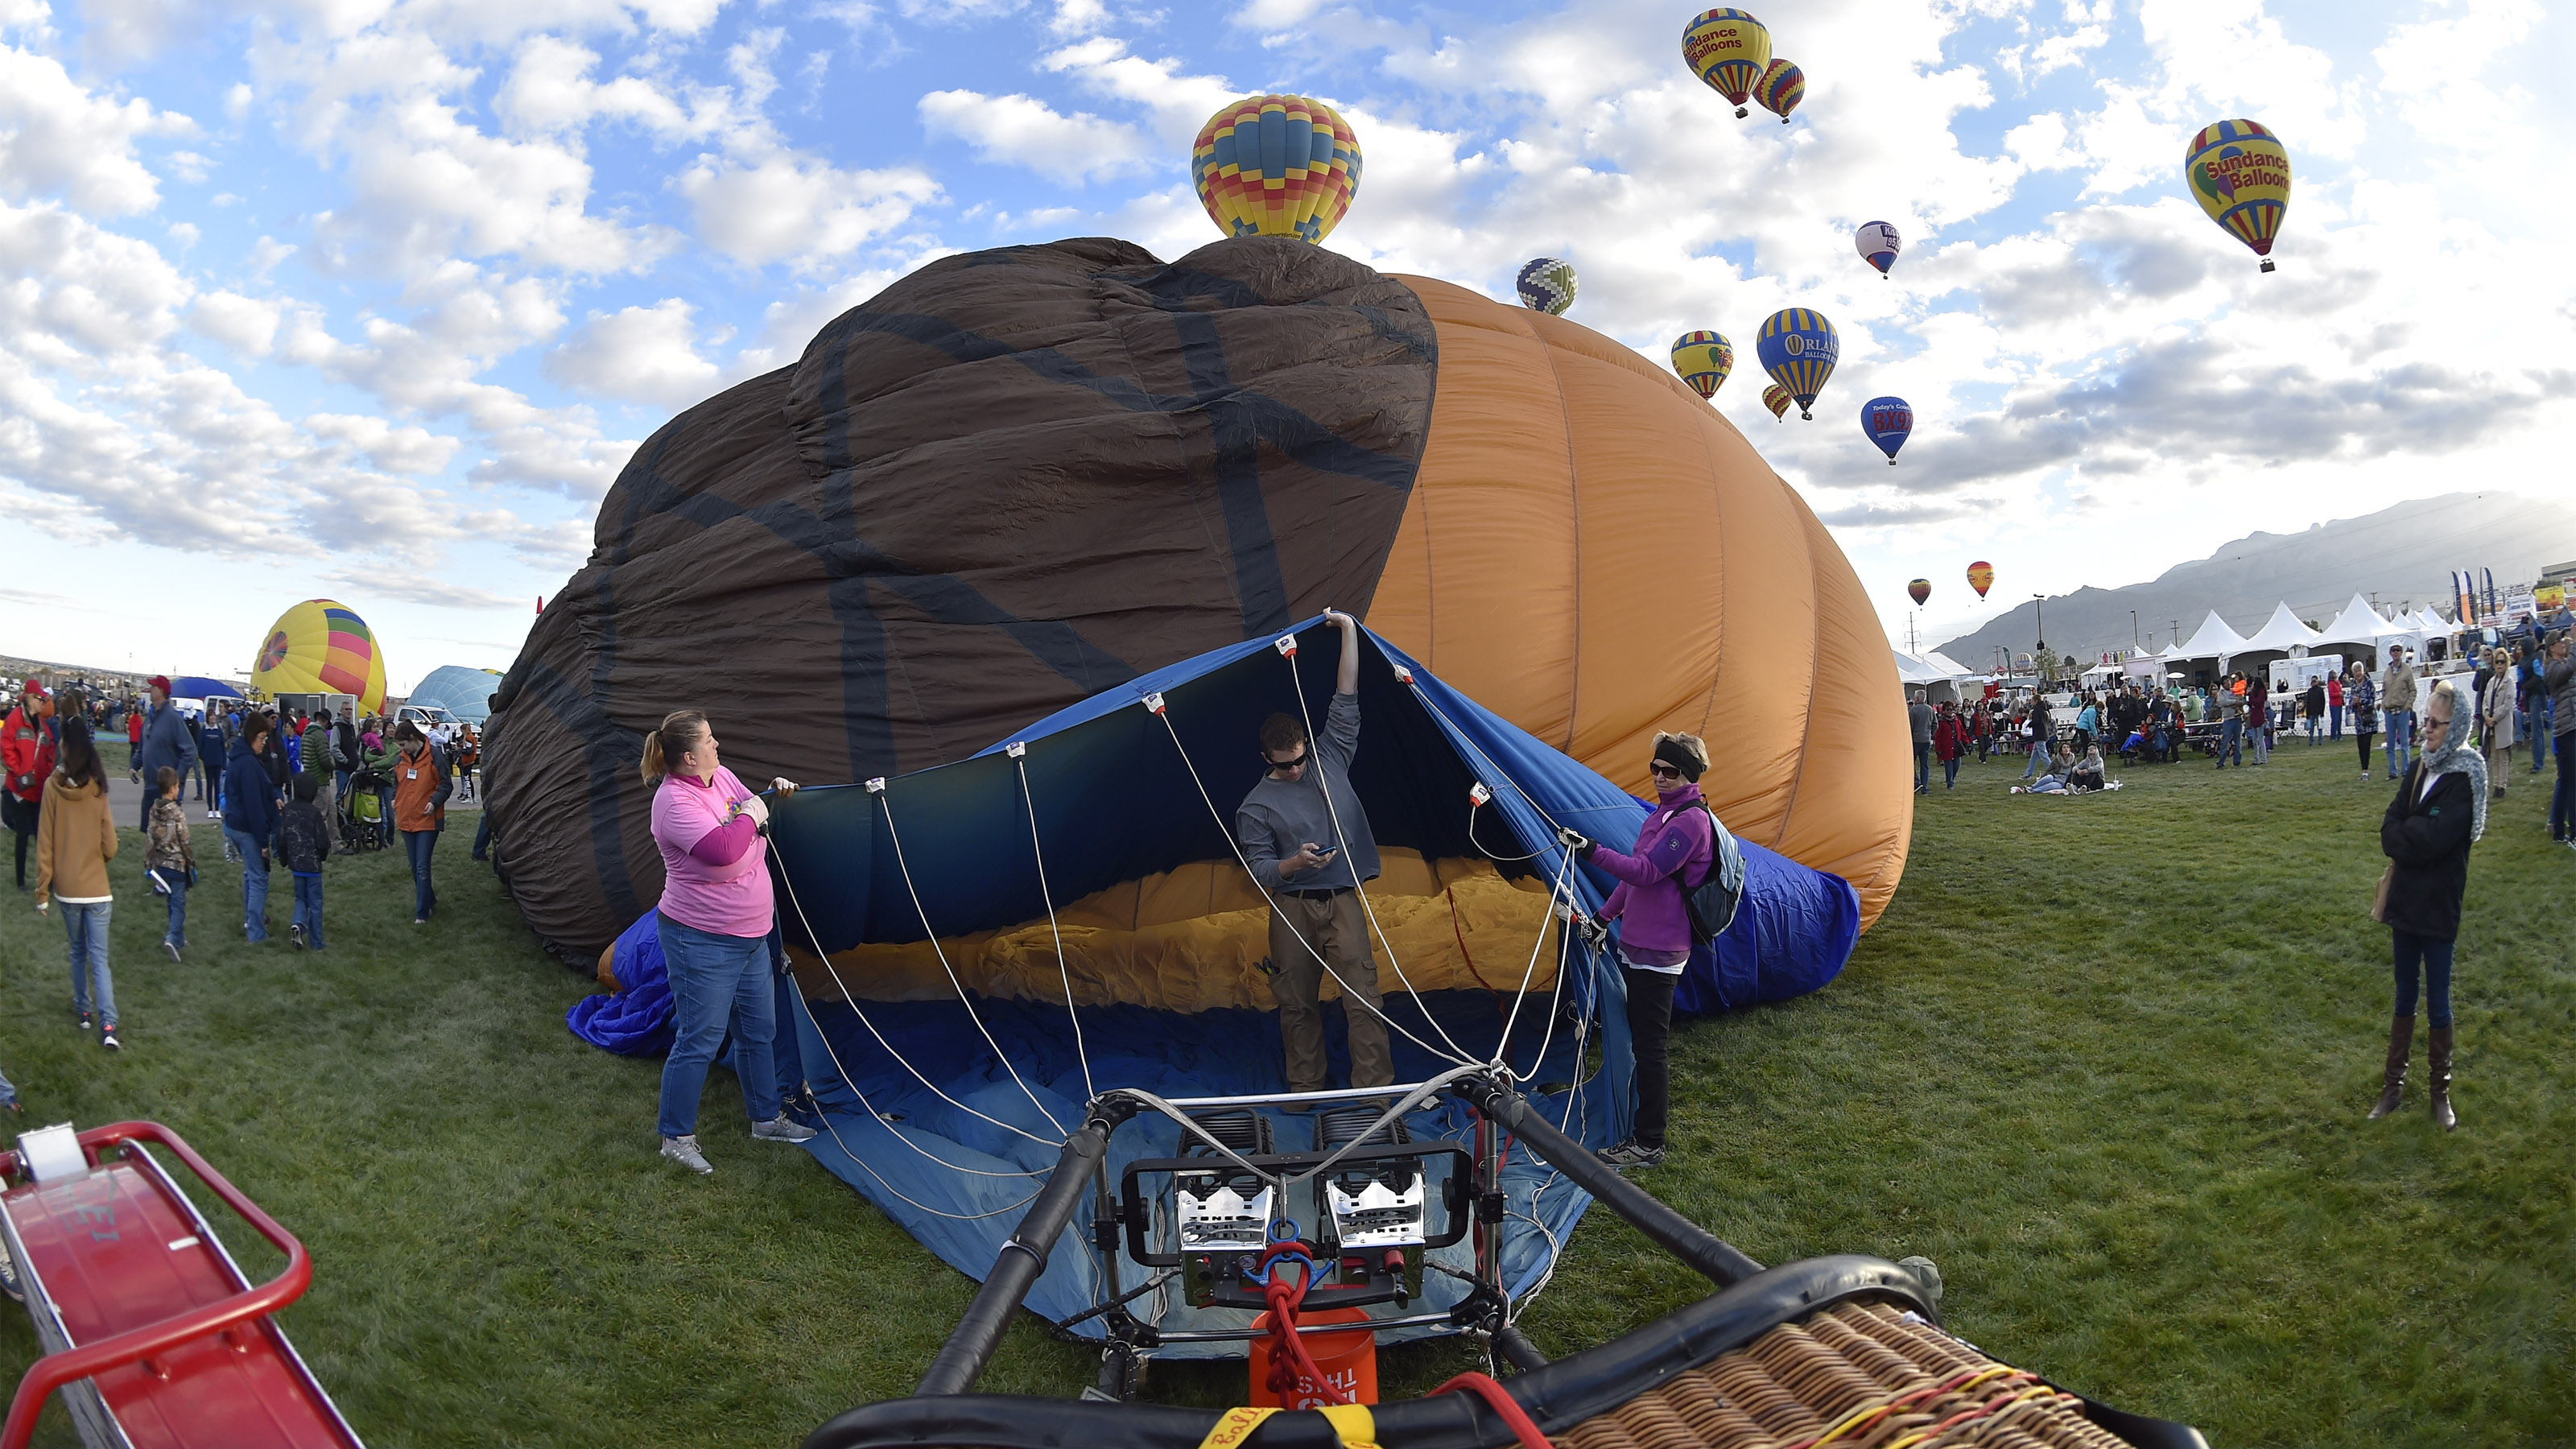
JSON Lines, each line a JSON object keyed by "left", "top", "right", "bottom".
{"left": 1756, "top": 308, "right": 1838, "bottom": 419}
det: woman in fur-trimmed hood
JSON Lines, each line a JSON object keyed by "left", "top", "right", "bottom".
{"left": 2368, "top": 675, "right": 2484, "bottom": 1133}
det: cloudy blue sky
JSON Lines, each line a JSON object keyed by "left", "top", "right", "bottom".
{"left": 2, "top": 0, "right": 2568, "bottom": 687}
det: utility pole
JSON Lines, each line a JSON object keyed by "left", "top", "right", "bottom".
{"left": 2130, "top": 610, "right": 2139, "bottom": 651}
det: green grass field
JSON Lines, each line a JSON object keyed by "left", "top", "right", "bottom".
{"left": 0, "top": 737, "right": 2568, "bottom": 1447}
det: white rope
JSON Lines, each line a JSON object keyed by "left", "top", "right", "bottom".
{"left": 876, "top": 787, "right": 1073, "bottom": 1137}
{"left": 1487, "top": 848, "right": 1574, "bottom": 1075}
{"left": 1148, "top": 706, "right": 1476, "bottom": 1070}
{"left": 1013, "top": 753, "right": 1096, "bottom": 1104}
{"left": 1468, "top": 800, "right": 1546, "bottom": 862}
{"left": 770, "top": 828, "right": 1063, "bottom": 1151}
{"left": 1282, "top": 644, "right": 1480, "bottom": 1066}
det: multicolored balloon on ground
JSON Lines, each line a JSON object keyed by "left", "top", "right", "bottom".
{"left": 1754, "top": 59, "right": 1803, "bottom": 122}
{"left": 1908, "top": 579, "right": 1931, "bottom": 606}
{"left": 1967, "top": 560, "right": 1995, "bottom": 599}
{"left": 252, "top": 598, "right": 388, "bottom": 712}
{"left": 1761, "top": 383, "right": 1792, "bottom": 420}
{"left": 1516, "top": 258, "right": 1577, "bottom": 315}
{"left": 1862, "top": 396, "right": 1912, "bottom": 464}
{"left": 1682, "top": 8, "right": 1773, "bottom": 118}
{"left": 1756, "top": 308, "right": 1838, "bottom": 419}
{"left": 2184, "top": 119, "right": 2290, "bottom": 272}
{"left": 1856, "top": 221, "right": 1901, "bottom": 278}
{"left": 1670, "top": 331, "right": 1733, "bottom": 398}
{"left": 1191, "top": 94, "right": 1362, "bottom": 243}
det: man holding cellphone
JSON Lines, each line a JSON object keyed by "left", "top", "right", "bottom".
{"left": 1234, "top": 609, "right": 1391, "bottom": 1094}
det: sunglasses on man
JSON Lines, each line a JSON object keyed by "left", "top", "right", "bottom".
{"left": 1265, "top": 748, "right": 1310, "bottom": 774}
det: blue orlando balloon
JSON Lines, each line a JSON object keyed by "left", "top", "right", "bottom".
{"left": 1861, "top": 395, "right": 1913, "bottom": 465}
{"left": 1755, "top": 308, "right": 1839, "bottom": 419}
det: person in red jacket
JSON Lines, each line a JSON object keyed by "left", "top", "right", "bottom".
{"left": 125, "top": 701, "right": 145, "bottom": 782}
{"left": 4, "top": 680, "right": 58, "bottom": 890}
{"left": 1933, "top": 700, "right": 1968, "bottom": 790}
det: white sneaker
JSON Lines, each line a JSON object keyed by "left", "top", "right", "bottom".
{"left": 751, "top": 1114, "right": 818, "bottom": 1144}
{"left": 660, "top": 1135, "right": 713, "bottom": 1174}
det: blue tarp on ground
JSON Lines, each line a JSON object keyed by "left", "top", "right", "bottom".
{"left": 762, "top": 618, "right": 1860, "bottom": 1354}
{"left": 568, "top": 909, "right": 677, "bottom": 1056}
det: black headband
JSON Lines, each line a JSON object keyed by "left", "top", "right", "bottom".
{"left": 1652, "top": 737, "right": 1703, "bottom": 782}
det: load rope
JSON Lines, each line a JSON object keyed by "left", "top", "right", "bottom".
{"left": 1252, "top": 1240, "right": 1348, "bottom": 1408}
{"left": 1012, "top": 751, "right": 1096, "bottom": 1104}
{"left": 1427, "top": 1372, "right": 1553, "bottom": 1449}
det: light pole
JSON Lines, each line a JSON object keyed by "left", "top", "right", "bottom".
{"left": 2130, "top": 610, "right": 2139, "bottom": 651}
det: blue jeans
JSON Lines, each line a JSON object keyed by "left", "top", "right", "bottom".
{"left": 2553, "top": 734, "right": 2575, "bottom": 841}
{"left": 2217, "top": 718, "right": 2242, "bottom": 766}
{"left": 2330, "top": 706, "right": 2342, "bottom": 739}
{"left": 223, "top": 825, "right": 270, "bottom": 940}
{"left": 2392, "top": 930, "right": 2454, "bottom": 1029}
{"left": 402, "top": 829, "right": 439, "bottom": 919}
{"left": 1913, "top": 743, "right": 1930, "bottom": 791}
{"left": 2021, "top": 741, "right": 2046, "bottom": 778}
{"left": 60, "top": 900, "right": 118, "bottom": 1023}
{"left": 1942, "top": 755, "right": 1960, "bottom": 788}
{"left": 2527, "top": 711, "right": 2545, "bottom": 771}
{"left": 2384, "top": 710, "right": 2413, "bottom": 778}
{"left": 2251, "top": 721, "right": 2270, "bottom": 762}
{"left": 292, "top": 873, "right": 326, "bottom": 949}
{"left": 163, "top": 877, "right": 188, "bottom": 948}
{"left": 656, "top": 915, "right": 782, "bottom": 1138}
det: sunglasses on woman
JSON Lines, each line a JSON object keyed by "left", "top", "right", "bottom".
{"left": 1648, "top": 762, "right": 1682, "bottom": 779}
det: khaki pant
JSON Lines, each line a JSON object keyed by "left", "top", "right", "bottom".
{"left": 1268, "top": 890, "right": 1393, "bottom": 1092}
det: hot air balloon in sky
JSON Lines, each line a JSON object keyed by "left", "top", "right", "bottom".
{"left": 1757, "top": 308, "right": 1838, "bottom": 419}
{"left": 1191, "top": 94, "right": 1361, "bottom": 243}
{"left": 1856, "top": 221, "right": 1901, "bottom": 278}
{"left": 1967, "top": 561, "right": 1995, "bottom": 600}
{"left": 252, "top": 598, "right": 388, "bottom": 712}
{"left": 1862, "top": 396, "right": 1912, "bottom": 465}
{"left": 1907, "top": 579, "right": 1931, "bottom": 607}
{"left": 2184, "top": 119, "right": 2290, "bottom": 272}
{"left": 1761, "top": 383, "right": 1792, "bottom": 420}
{"left": 1670, "top": 331, "right": 1733, "bottom": 398}
{"left": 1754, "top": 59, "right": 1803, "bottom": 122}
{"left": 1516, "top": 257, "right": 1577, "bottom": 315}
{"left": 1682, "top": 8, "right": 1773, "bottom": 118}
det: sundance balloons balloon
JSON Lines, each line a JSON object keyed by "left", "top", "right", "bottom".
{"left": 1192, "top": 94, "right": 1362, "bottom": 243}
{"left": 1516, "top": 257, "right": 1577, "bottom": 315}
{"left": 2184, "top": 119, "right": 2291, "bottom": 273}
{"left": 1967, "top": 561, "right": 1995, "bottom": 600}
{"left": 1761, "top": 383, "right": 1793, "bottom": 421}
{"left": 489, "top": 237, "right": 1914, "bottom": 960}
{"left": 1757, "top": 308, "right": 1838, "bottom": 419}
{"left": 1907, "top": 579, "right": 1931, "bottom": 607}
{"left": 252, "top": 599, "right": 388, "bottom": 712}
{"left": 1856, "top": 221, "right": 1901, "bottom": 278}
{"left": 1861, "top": 395, "right": 1912, "bottom": 465}
{"left": 1754, "top": 59, "right": 1804, "bottom": 122}
{"left": 1670, "top": 331, "right": 1733, "bottom": 398}
{"left": 1683, "top": 8, "right": 1773, "bottom": 118}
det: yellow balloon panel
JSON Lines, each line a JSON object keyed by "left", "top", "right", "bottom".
{"left": 2184, "top": 118, "right": 2291, "bottom": 261}
{"left": 252, "top": 599, "right": 388, "bottom": 712}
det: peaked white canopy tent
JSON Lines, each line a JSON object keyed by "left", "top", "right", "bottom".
{"left": 2169, "top": 610, "right": 2252, "bottom": 663}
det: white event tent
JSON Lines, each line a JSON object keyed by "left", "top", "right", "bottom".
{"left": 2169, "top": 610, "right": 2251, "bottom": 664}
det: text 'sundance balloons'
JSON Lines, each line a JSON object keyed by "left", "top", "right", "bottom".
{"left": 1967, "top": 561, "right": 1995, "bottom": 599}
{"left": 1754, "top": 59, "right": 1803, "bottom": 122}
{"left": 1670, "top": 331, "right": 1734, "bottom": 398}
{"left": 2184, "top": 118, "right": 2291, "bottom": 273}
{"left": 1756, "top": 308, "right": 1838, "bottom": 419}
{"left": 1191, "top": 94, "right": 1362, "bottom": 243}
{"left": 1856, "top": 221, "right": 1901, "bottom": 277}
{"left": 1862, "top": 395, "right": 1913, "bottom": 465}
{"left": 1682, "top": 9, "right": 1773, "bottom": 118}
{"left": 1761, "top": 383, "right": 1793, "bottom": 420}
{"left": 1908, "top": 579, "right": 1931, "bottom": 606}
{"left": 1516, "top": 257, "right": 1578, "bottom": 315}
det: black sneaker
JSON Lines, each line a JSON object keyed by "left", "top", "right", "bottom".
{"left": 1596, "top": 1141, "right": 1665, "bottom": 1169}
{"left": 76, "top": 1010, "right": 93, "bottom": 1034}
{"left": 100, "top": 1027, "right": 121, "bottom": 1052}
{"left": 289, "top": 923, "right": 305, "bottom": 951}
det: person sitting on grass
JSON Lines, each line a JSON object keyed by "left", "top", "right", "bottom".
{"left": 147, "top": 766, "right": 193, "bottom": 963}
{"left": 34, "top": 720, "right": 122, "bottom": 1051}
{"left": 2014, "top": 743, "right": 2076, "bottom": 795}
{"left": 2068, "top": 745, "right": 2107, "bottom": 793}
{"left": 280, "top": 772, "right": 332, "bottom": 952}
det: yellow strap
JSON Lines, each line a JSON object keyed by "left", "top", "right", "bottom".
{"left": 1196, "top": 1404, "right": 1380, "bottom": 1449}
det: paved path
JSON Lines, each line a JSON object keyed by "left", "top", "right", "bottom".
{"left": 92, "top": 746, "right": 482, "bottom": 828}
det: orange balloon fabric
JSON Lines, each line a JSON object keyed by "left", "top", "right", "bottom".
{"left": 1369, "top": 277, "right": 1912, "bottom": 928}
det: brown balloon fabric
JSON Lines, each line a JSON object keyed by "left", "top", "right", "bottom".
{"left": 1368, "top": 278, "right": 1911, "bottom": 928}
{"left": 485, "top": 237, "right": 1439, "bottom": 960}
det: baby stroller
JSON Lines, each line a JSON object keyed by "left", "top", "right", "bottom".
{"left": 342, "top": 766, "right": 388, "bottom": 852}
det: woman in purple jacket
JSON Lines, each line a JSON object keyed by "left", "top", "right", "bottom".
{"left": 1574, "top": 732, "right": 1715, "bottom": 1170}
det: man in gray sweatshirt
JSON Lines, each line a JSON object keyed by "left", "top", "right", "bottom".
{"left": 1234, "top": 609, "right": 1390, "bottom": 1093}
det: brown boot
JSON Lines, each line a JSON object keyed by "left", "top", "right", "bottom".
{"left": 2428, "top": 1026, "right": 2456, "bottom": 1131}
{"left": 2368, "top": 1016, "right": 2413, "bottom": 1119}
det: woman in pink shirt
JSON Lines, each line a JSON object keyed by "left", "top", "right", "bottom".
{"left": 643, "top": 710, "right": 815, "bottom": 1174}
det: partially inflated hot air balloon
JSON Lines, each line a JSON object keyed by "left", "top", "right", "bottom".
{"left": 1761, "top": 383, "right": 1792, "bottom": 421}
{"left": 251, "top": 599, "right": 388, "bottom": 712}
{"left": 1670, "top": 331, "right": 1732, "bottom": 398}
{"left": 1907, "top": 579, "right": 1931, "bottom": 607}
{"left": 1757, "top": 308, "right": 1838, "bottom": 419}
{"left": 2184, "top": 119, "right": 2290, "bottom": 273}
{"left": 1862, "top": 396, "right": 1912, "bottom": 465}
{"left": 1856, "top": 221, "right": 1901, "bottom": 278}
{"left": 1516, "top": 258, "right": 1577, "bottom": 315}
{"left": 1682, "top": 8, "right": 1773, "bottom": 118}
{"left": 1967, "top": 561, "right": 1994, "bottom": 600}
{"left": 1192, "top": 94, "right": 1361, "bottom": 243}
{"left": 1754, "top": 59, "right": 1803, "bottom": 123}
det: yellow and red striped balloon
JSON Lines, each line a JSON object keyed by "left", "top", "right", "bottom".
{"left": 1670, "top": 331, "right": 1733, "bottom": 399}
{"left": 252, "top": 598, "right": 388, "bottom": 712}
{"left": 1682, "top": 9, "right": 1773, "bottom": 118}
{"left": 1192, "top": 94, "right": 1362, "bottom": 244}
{"left": 2183, "top": 119, "right": 2291, "bottom": 272}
